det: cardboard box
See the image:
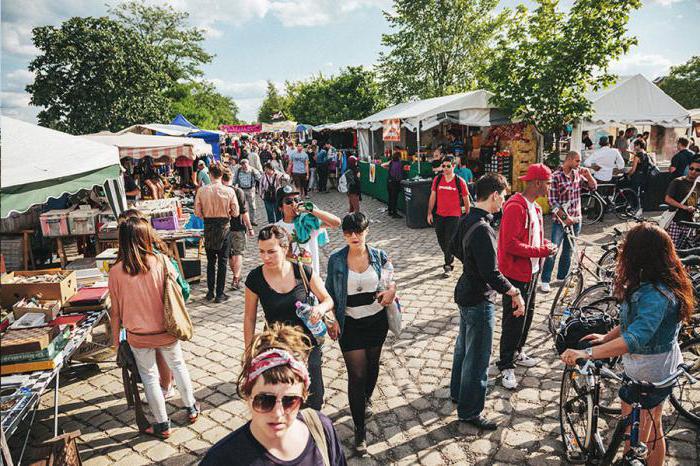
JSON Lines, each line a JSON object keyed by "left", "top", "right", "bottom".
{"left": 12, "top": 299, "right": 61, "bottom": 321}
{"left": 95, "top": 248, "right": 118, "bottom": 274}
{"left": 0, "top": 270, "right": 77, "bottom": 307}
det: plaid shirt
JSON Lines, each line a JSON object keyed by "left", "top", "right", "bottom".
{"left": 548, "top": 167, "right": 587, "bottom": 222}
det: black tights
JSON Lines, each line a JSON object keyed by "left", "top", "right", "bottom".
{"left": 342, "top": 346, "right": 383, "bottom": 431}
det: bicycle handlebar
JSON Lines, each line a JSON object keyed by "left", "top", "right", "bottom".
{"left": 574, "top": 360, "right": 697, "bottom": 389}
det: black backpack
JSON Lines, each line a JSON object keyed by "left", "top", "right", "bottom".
{"left": 449, "top": 217, "right": 486, "bottom": 264}
{"left": 554, "top": 312, "right": 615, "bottom": 355}
{"left": 433, "top": 173, "right": 466, "bottom": 213}
{"left": 263, "top": 174, "right": 277, "bottom": 202}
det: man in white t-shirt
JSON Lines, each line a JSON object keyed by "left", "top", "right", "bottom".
{"left": 583, "top": 136, "right": 625, "bottom": 182}
{"left": 275, "top": 185, "right": 341, "bottom": 276}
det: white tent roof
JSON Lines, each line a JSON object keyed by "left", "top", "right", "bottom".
{"left": 583, "top": 74, "right": 690, "bottom": 128}
{"left": 119, "top": 123, "right": 194, "bottom": 136}
{"left": 313, "top": 120, "right": 358, "bottom": 131}
{"left": 1, "top": 116, "right": 123, "bottom": 217}
{"left": 82, "top": 132, "right": 211, "bottom": 159}
{"left": 689, "top": 108, "right": 700, "bottom": 122}
{"left": 357, "top": 90, "right": 498, "bottom": 129}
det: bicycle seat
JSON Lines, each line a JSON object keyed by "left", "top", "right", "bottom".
{"left": 681, "top": 256, "right": 700, "bottom": 267}
{"left": 659, "top": 204, "right": 670, "bottom": 211}
{"left": 679, "top": 221, "right": 700, "bottom": 229}
{"left": 676, "top": 247, "right": 700, "bottom": 258}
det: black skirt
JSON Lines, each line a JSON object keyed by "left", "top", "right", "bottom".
{"left": 339, "top": 308, "right": 388, "bottom": 352}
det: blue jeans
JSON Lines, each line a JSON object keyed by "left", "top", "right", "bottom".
{"left": 450, "top": 301, "right": 495, "bottom": 419}
{"left": 263, "top": 199, "right": 281, "bottom": 224}
{"left": 541, "top": 221, "right": 581, "bottom": 283}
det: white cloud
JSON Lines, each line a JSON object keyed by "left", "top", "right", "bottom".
{"left": 609, "top": 53, "right": 675, "bottom": 80}
{"left": 649, "top": 0, "right": 683, "bottom": 6}
{"left": 3, "top": 69, "right": 35, "bottom": 92}
{"left": 2, "top": 23, "right": 40, "bottom": 56}
{"left": 209, "top": 78, "right": 269, "bottom": 98}
{"left": 235, "top": 97, "right": 266, "bottom": 122}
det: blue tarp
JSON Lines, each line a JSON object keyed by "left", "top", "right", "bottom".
{"left": 170, "top": 114, "right": 221, "bottom": 160}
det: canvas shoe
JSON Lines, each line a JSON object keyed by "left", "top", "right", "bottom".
{"left": 515, "top": 351, "right": 540, "bottom": 368}
{"left": 539, "top": 282, "right": 551, "bottom": 293}
{"left": 501, "top": 369, "right": 518, "bottom": 390}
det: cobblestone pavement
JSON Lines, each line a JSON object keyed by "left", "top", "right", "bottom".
{"left": 10, "top": 192, "right": 699, "bottom": 465}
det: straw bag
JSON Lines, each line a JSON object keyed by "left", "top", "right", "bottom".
{"left": 160, "top": 254, "right": 193, "bottom": 341}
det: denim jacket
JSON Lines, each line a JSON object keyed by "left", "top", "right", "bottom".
{"left": 325, "top": 245, "right": 388, "bottom": 332}
{"left": 620, "top": 282, "right": 681, "bottom": 355}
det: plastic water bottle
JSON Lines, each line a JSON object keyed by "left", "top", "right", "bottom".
{"left": 559, "top": 307, "right": 573, "bottom": 330}
{"left": 378, "top": 262, "right": 394, "bottom": 291}
{"left": 295, "top": 301, "right": 327, "bottom": 342}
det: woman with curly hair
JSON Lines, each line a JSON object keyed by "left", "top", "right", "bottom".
{"left": 201, "top": 323, "right": 347, "bottom": 465}
{"left": 561, "top": 222, "right": 694, "bottom": 466}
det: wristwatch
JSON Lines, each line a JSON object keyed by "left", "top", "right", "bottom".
{"left": 585, "top": 347, "right": 594, "bottom": 360}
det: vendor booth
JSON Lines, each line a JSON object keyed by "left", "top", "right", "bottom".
{"left": 570, "top": 74, "right": 692, "bottom": 210}
{"left": 354, "top": 91, "right": 538, "bottom": 225}
{"left": 83, "top": 132, "right": 208, "bottom": 162}
{"left": 312, "top": 120, "right": 357, "bottom": 150}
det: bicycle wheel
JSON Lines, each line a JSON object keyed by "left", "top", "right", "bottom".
{"left": 560, "top": 366, "right": 593, "bottom": 463}
{"left": 548, "top": 271, "right": 585, "bottom": 335}
{"left": 669, "top": 337, "right": 700, "bottom": 426}
{"left": 572, "top": 282, "right": 614, "bottom": 311}
{"left": 613, "top": 188, "right": 640, "bottom": 220}
{"left": 581, "top": 193, "right": 604, "bottom": 225}
{"left": 596, "top": 248, "right": 617, "bottom": 282}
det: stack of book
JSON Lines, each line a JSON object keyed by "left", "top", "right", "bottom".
{"left": 0, "top": 326, "right": 70, "bottom": 375}
{"left": 62, "top": 287, "right": 109, "bottom": 313}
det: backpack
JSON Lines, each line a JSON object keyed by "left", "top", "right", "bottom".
{"left": 554, "top": 312, "right": 615, "bottom": 355}
{"left": 449, "top": 217, "right": 486, "bottom": 263}
{"left": 337, "top": 171, "right": 349, "bottom": 193}
{"left": 263, "top": 174, "right": 277, "bottom": 202}
{"left": 433, "top": 173, "right": 466, "bottom": 213}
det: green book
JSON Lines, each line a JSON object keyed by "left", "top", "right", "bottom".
{"left": 1, "top": 329, "right": 70, "bottom": 364}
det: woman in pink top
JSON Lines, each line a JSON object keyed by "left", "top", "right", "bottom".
{"left": 109, "top": 217, "right": 199, "bottom": 439}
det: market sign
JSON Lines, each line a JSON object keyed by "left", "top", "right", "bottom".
{"left": 382, "top": 119, "right": 401, "bottom": 142}
{"left": 219, "top": 124, "right": 262, "bottom": 134}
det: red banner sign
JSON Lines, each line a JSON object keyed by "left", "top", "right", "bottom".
{"left": 382, "top": 119, "right": 401, "bottom": 142}
{"left": 219, "top": 124, "right": 262, "bottom": 134}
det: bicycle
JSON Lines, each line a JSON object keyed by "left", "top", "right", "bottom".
{"left": 560, "top": 360, "right": 697, "bottom": 465}
{"left": 581, "top": 177, "right": 640, "bottom": 225}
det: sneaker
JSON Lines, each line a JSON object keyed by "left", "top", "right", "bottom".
{"left": 215, "top": 293, "right": 230, "bottom": 304}
{"left": 459, "top": 415, "right": 498, "bottom": 431}
{"left": 442, "top": 265, "right": 452, "bottom": 278}
{"left": 501, "top": 369, "right": 518, "bottom": 390}
{"left": 205, "top": 291, "right": 215, "bottom": 301}
{"left": 354, "top": 426, "right": 367, "bottom": 456}
{"left": 539, "top": 282, "right": 551, "bottom": 293}
{"left": 515, "top": 351, "right": 540, "bottom": 368}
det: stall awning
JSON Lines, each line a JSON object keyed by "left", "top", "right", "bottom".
{"left": 582, "top": 74, "right": 690, "bottom": 128}
{"left": 1, "top": 116, "right": 124, "bottom": 218}
{"left": 82, "top": 132, "right": 210, "bottom": 160}
{"left": 261, "top": 120, "right": 297, "bottom": 132}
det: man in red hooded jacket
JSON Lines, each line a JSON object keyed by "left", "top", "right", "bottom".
{"left": 497, "top": 164, "right": 557, "bottom": 389}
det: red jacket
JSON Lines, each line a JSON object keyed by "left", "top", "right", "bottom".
{"left": 497, "top": 193, "right": 551, "bottom": 282}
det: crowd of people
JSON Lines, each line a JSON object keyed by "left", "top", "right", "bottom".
{"left": 106, "top": 130, "right": 697, "bottom": 465}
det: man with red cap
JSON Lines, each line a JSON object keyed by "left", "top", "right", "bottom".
{"left": 496, "top": 163, "right": 557, "bottom": 389}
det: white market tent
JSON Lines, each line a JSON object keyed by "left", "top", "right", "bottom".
{"left": 1, "top": 116, "right": 126, "bottom": 218}
{"left": 82, "top": 132, "right": 210, "bottom": 161}
{"left": 313, "top": 120, "right": 358, "bottom": 132}
{"left": 572, "top": 74, "right": 691, "bottom": 150}
{"left": 261, "top": 120, "right": 297, "bottom": 133}
{"left": 356, "top": 90, "right": 507, "bottom": 158}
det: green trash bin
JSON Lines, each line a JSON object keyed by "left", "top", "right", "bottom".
{"left": 401, "top": 178, "right": 433, "bottom": 229}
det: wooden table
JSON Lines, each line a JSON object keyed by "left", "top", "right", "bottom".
{"left": 158, "top": 230, "right": 204, "bottom": 282}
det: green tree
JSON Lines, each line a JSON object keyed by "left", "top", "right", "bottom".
{"left": 658, "top": 56, "right": 700, "bottom": 110}
{"left": 285, "top": 66, "right": 385, "bottom": 125}
{"left": 109, "top": 0, "right": 213, "bottom": 81}
{"left": 484, "top": 0, "right": 641, "bottom": 142}
{"left": 377, "top": 0, "right": 507, "bottom": 104}
{"left": 170, "top": 81, "right": 242, "bottom": 129}
{"left": 26, "top": 16, "right": 173, "bottom": 134}
{"left": 257, "top": 80, "right": 290, "bottom": 123}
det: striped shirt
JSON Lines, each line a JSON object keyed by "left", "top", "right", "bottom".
{"left": 346, "top": 266, "right": 384, "bottom": 319}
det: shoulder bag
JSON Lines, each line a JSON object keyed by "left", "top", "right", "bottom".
{"left": 300, "top": 409, "right": 330, "bottom": 466}
{"left": 653, "top": 177, "right": 698, "bottom": 230}
{"left": 160, "top": 254, "right": 194, "bottom": 341}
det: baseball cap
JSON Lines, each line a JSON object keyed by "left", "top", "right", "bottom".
{"left": 275, "top": 184, "right": 300, "bottom": 207}
{"left": 598, "top": 136, "right": 610, "bottom": 146}
{"left": 518, "top": 163, "right": 552, "bottom": 181}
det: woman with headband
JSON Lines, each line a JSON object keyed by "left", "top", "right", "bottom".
{"left": 201, "top": 323, "right": 347, "bottom": 465}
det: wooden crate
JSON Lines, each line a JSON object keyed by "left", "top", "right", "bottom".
{"left": 1, "top": 270, "right": 77, "bottom": 307}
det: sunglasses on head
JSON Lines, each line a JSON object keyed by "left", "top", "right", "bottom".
{"left": 283, "top": 197, "right": 302, "bottom": 205}
{"left": 252, "top": 393, "right": 303, "bottom": 413}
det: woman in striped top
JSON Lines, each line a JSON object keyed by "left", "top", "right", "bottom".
{"left": 325, "top": 212, "right": 397, "bottom": 455}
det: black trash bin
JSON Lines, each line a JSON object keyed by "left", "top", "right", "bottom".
{"left": 401, "top": 178, "right": 433, "bottom": 229}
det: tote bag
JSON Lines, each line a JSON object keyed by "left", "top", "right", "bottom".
{"left": 160, "top": 254, "right": 194, "bottom": 341}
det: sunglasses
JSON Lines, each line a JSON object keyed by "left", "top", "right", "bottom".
{"left": 689, "top": 167, "right": 700, "bottom": 172}
{"left": 252, "top": 393, "right": 303, "bottom": 413}
{"left": 283, "top": 197, "right": 302, "bottom": 205}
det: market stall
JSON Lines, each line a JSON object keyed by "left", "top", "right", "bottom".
{"left": 312, "top": 120, "right": 358, "bottom": 150}
{"left": 83, "top": 132, "right": 208, "bottom": 161}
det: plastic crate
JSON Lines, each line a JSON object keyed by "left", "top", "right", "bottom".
{"left": 68, "top": 208, "right": 99, "bottom": 235}
{"left": 39, "top": 209, "right": 73, "bottom": 237}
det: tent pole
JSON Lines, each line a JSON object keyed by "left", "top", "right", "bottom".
{"left": 417, "top": 120, "right": 421, "bottom": 175}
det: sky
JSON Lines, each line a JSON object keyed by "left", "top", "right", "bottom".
{"left": 1, "top": 0, "right": 698, "bottom": 125}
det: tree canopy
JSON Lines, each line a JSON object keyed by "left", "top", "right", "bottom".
{"left": 658, "top": 56, "right": 700, "bottom": 111}
{"left": 377, "top": 0, "right": 506, "bottom": 104}
{"left": 484, "top": 0, "right": 641, "bottom": 139}
{"left": 170, "top": 81, "right": 241, "bottom": 129}
{"left": 26, "top": 16, "right": 173, "bottom": 134}
{"left": 257, "top": 80, "right": 290, "bottom": 123}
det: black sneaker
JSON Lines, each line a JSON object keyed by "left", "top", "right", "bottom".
{"left": 214, "top": 293, "right": 230, "bottom": 303}
{"left": 459, "top": 415, "right": 497, "bottom": 431}
{"left": 354, "top": 426, "right": 367, "bottom": 456}
{"left": 205, "top": 291, "right": 215, "bottom": 301}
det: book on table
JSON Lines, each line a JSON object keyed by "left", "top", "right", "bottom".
{"left": 1, "top": 326, "right": 60, "bottom": 355}
{"left": 0, "top": 351, "right": 64, "bottom": 375}
{"left": 0, "top": 327, "right": 70, "bottom": 364}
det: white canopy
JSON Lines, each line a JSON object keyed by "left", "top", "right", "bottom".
{"left": 82, "top": 132, "right": 211, "bottom": 160}
{"left": 119, "top": 123, "right": 194, "bottom": 136}
{"left": 357, "top": 90, "right": 501, "bottom": 130}
{"left": 1, "top": 116, "right": 124, "bottom": 218}
{"left": 313, "top": 120, "right": 358, "bottom": 132}
{"left": 582, "top": 74, "right": 690, "bottom": 129}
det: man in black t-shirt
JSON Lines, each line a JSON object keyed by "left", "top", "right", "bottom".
{"left": 664, "top": 157, "right": 700, "bottom": 246}
{"left": 670, "top": 137, "right": 695, "bottom": 178}
{"left": 223, "top": 169, "right": 255, "bottom": 290}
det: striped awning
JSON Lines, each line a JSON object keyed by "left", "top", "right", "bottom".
{"left": 118, "top": 144, "right": 192, "bottom": 160}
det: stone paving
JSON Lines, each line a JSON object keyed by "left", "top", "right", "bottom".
{"left": 8, "top": 191, "right": 699, "bottom": 465}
